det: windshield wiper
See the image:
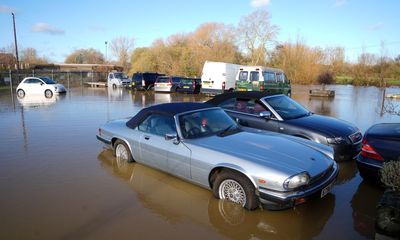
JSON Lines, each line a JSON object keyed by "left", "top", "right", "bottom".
{"left": 217, "top": 125, "right": 241, "bottom": 137}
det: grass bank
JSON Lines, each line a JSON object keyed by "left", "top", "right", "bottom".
{"left": 335, "top": 76, "right": 400, "bottom": 86}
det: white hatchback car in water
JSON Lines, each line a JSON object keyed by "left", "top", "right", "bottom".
{"left": 16, "top": 77, "right": 67, "bottom": 98}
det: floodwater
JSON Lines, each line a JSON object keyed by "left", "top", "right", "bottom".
{"left": 0, "top": 85, "right": 399, "bottom": 240}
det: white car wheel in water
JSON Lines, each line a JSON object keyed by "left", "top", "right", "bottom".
{"left": 113, "top": 139, "right": 134, "bottom": 164}
{"left": 45, "top": 89, "right": 53, "bottom": 98}
{"left": 17, "top": 89, "right": 25, "bottom": 98}
{"left": 213, "top": 170, "right": 259, "bottom": 210}
{"left": 116, "top": 143, "right": 128, "bottom": 160}
{"left": 218, "top": 179, "right": 247, "bottom": 207}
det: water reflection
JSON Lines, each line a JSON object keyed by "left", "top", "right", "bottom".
{"left": 98, "top": 149, "right": 335, "bottom": 240}
{"left": 336, "top": 161, "right": 358, "bottom": 185}
{"left": 17, "top": 94, "right": 64, "bottom": 108}
{"left": 351, "top": 181, "right": 384, "bottom": 238}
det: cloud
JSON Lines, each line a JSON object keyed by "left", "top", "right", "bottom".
{"left": 0, "top": 4, "right": 15, "bottom": 13}
{"left": 368, "top": 22, "right": 384, "bottom": 31}
{"left": 31, "top": 23, "right": 65, "bottom": 35}
{"left": 250, "top": 0, "right": 271, "bottom": 8}
{"left": 333, "top": 0, "right": 346, "bottom": 8}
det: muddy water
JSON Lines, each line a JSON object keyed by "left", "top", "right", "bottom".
{"left": 0, "top": 85, "right": 398, "bottom": 240}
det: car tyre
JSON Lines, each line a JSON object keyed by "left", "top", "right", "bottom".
{"left": 17, "top": 89, "right": 25, "bottom": 98}
{"left": 112, "top": 84, "right": 117, "bottom": 89}
{"left": 44, "top": 89, "right": 53, "bottom": 98}
{"left": 213, "top": 170, "right": 259, "bottom": 210}
{"left": 114, "top": 139, "right": 134, "bottom": 164}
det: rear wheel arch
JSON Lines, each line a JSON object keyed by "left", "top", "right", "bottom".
{"left": 111, "top": 138, "right": 134, "bottom": 157}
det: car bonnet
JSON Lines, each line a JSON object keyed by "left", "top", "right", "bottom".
{"left": 186, "top": 131, "right": 333, "bottom": 177}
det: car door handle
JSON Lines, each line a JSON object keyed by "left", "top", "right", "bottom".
{"left": 144, "top": 135, "right": 150, "bottom": 140}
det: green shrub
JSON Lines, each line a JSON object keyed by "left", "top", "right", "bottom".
{"left": 381, "top": 161, "right": 400, "bottom": 192}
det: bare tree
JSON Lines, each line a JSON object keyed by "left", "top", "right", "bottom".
{"left": 109, "top": 36, "right": 135, "bottom": 71}
{"left": 64, "top": 48, "right": 104, "bottom": 64}
{"left": 21, "top": 47, "right": 48, "bottom": 64}
{"left": 236, "top": 10, "right": 279, "bottom": 65}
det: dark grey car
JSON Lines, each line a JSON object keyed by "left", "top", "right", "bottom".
{"left": 207, "top": 91, "right": 362, "bottom": 161}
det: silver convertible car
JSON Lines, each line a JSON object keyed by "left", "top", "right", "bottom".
{"left": 96, "top": 102, "right": 338, "bottom": 210}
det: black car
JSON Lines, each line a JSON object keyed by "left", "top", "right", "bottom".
{"left": 131, "top": 72, "right": 165, "bottom": 90}
{"left": 356, "top": 123, "right": 400, "bottom": 183}
{"left": 176, "top": 78, "right": 201, "bottom": 94}
{"left": 206, "top": 91, "right": 362, "bottom": 161}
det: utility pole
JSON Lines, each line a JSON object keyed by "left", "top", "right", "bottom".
{"left": 105, "top": 41, "right": 108, "bottom": 63}
{"left": 12, "top": 13, "right": 20, "bottom": 71}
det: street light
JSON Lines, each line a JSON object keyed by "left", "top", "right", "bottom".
{"left": 105, "top": 41, "right": 108, "bottom": 63}
{"left": 11, "top": 13, "right": 19, "bottom": 70}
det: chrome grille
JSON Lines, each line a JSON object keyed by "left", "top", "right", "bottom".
{"left": 309, "top": 165, "right": 334, "bottom": 186}
{"left": 349, "top": 131, "right": 362, "bottom": 144}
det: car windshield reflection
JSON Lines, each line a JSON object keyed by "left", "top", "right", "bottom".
{"left": 264, "top": 95, "right": 311, "bottom": 120}
{"left": 39, "top": 77, "right": 56, "bottom": 84}
{"left": 179, "top": 109, "right": 239, "bottom": 139}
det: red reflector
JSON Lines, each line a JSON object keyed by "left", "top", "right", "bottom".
{"left": 295, "top": 197, "right": 306, "bottom": 205}
{"left": 222, "top": 81, "right": 226, "bottom": 90}
{"left": 361, "top": 139, "right": 384, "bottom": 161}
{"left": 260, "top": 84, "right": 264, "bottom": 91}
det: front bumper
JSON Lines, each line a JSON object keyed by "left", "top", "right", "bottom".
{"left": 258, "top": 163, "right": 339, "bottom": 210}
{"left": 331, "top": 142, "right": 362, "bottom": 161}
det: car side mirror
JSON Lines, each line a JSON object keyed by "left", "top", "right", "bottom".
{"left": 259, "top": 111, "right": 272, "bottom": 120}
{"left": 40, "top": 82, "right": 44, "bottom": 86}
{"left": 165, "top": 133, "right": 179, "bottom": 145}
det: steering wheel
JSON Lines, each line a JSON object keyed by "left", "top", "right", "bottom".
{"left": 188, "top": 127, "right": 201, "bottom": 136}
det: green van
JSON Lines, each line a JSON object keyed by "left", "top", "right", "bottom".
{"left": 235, "top": 66, "right": 291, "bottom": 96}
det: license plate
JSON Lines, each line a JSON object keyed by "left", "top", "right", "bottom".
{"left": 238, "top": 88, "right": 247, "bottom": 91}
{"left": 320, "top": 181, "right": 334, "bottom": 198}
{"left": 183, "top": 86, "right": 189, "bottom": 89}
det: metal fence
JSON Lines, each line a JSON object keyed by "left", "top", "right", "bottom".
{"left": 0, "top": 70, "right": 108, "bottom": 89}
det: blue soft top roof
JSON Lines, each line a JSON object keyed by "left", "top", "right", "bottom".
{"left": 126, "top": 102, "right": 214, "bottom": 129}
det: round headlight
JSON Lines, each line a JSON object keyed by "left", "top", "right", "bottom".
{"left": 283, "top": 172, "right": 310, "bottom": 190}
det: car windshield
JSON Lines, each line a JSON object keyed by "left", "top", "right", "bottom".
{"left": 181, "top": 79, "right": 193, "bottom": 84}
{"left": 157, "top": 77, "right": 170, "bottom": 83}
{"left": 263, "top": 95, "right": 311, "bottom": 120}
{"left": 114, "top": 73, "right": 128, "bottom": 79}
{"left": 39, "top": 77, "right": 56, "bottom": 84}
{"left": 179, "top": 109, "right": 239, "bottom": 139}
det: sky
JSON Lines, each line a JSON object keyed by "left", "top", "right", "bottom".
{"left": 0, "top": 0, "right": 399, "bottom": 63}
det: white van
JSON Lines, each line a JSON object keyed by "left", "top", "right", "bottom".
{"left": 107, "top": 72, "right": 131, "bottom": 88}
{"left": 201, "top": 61, "right": 241, "bottom": 94}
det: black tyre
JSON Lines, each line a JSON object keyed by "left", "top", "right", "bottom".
{"left": 212, "top": 170, "right": 259, "bottom": 210}
{"left": 112, "top": 84, "right": 117, "bottom": 89}
{"left": 113, "top": 139, "right": 134, "bottom": 164}
{"left": 17, "top": 89, "right": 25, "bottom": 98}
{"left": 44, "top": 89, "right": 53, "bottom": 98}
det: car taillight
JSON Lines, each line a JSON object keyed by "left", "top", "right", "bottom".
{"left": 222, "top": 81, "right": 226, "bottom": 90}
{"left": 167, "top": 80, "right": 172, "bottom": 86}
{"left": 360, "top": 139, "right": 384, "bottom": 161}
{"left": 142, "top": 80, "right": 145, "bottom": 86}
{"left": 260, "top": 83, "right": 264, "bottom": 91}
{"left": 192, "top": 81, "right": 195, "bottom": 88}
